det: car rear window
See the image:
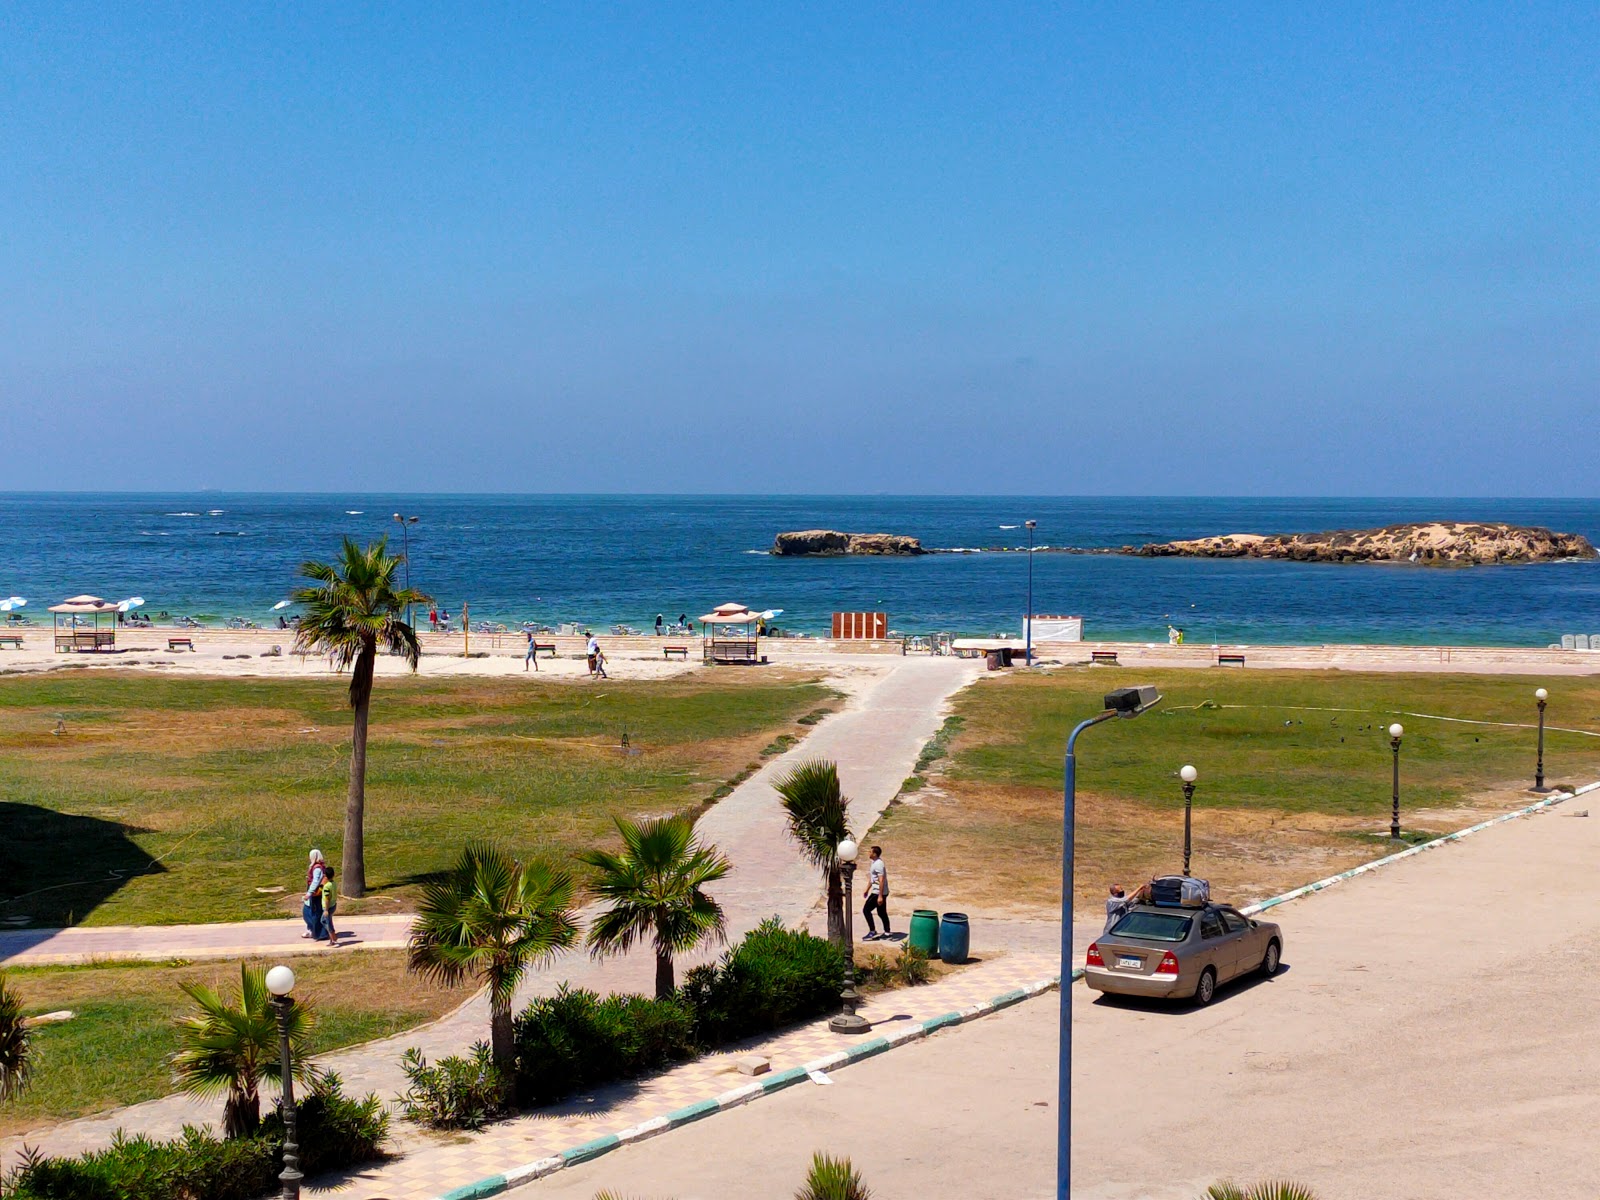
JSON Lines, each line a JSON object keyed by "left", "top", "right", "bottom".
{"left": 1109, "top": 912, "right": 1192, "bottom": 942}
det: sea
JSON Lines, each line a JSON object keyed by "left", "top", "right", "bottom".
{"left": 3, "top": 494, "right": 1598, "bottom": 647}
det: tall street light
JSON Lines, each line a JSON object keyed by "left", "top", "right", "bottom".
{"left": 830, "top": 838, "right": 870, "bottom": 1034}
{"left": 1388, "top": 723, "right": 1404, "bottom": 839}
{"left": 1534, "top": 688, "right": 1550, "bottom": 792}
{"left": 392, "top": 513, "right": 419, "bottom": 628}
{"left": 1060, "top": 685, "right": 1161, "bottom": 1200}
{"left": 264, "top": 965, "right": 301, "bottom": 1200}
{"left": 1025, "top": 519, "right": 1037, "bottom": 666}
{"left": 1179, "top": 764, "right": 1198, "bottom": 875}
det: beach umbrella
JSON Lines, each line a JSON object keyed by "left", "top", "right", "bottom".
{"left": 759, "top": 609, "right": 783, "bottom": 620}
{"left": 0, "top": 597, "right": 24, "bottom": 611}
{"left": 116, "top": 597, "right": 146, "bottom": 612}
{"left": 272, "top": 600, "right": 293, "bottom": 610}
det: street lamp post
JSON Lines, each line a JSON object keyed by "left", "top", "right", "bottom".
{"left": 264, "top": 965, "right": 301, "bottom": 1200}
{"left": 1025, "top": 519, "right": 1037, "bottom": 666}
{"left": 392, "top": 513, "right": 419, "bottom": 628}
{"left": 1534, "top": 688, "right": 1549, "bottom": 792}
{"left": 1388, "top": 723, "right": 1404, "bottom": 839}
{"left": 830, "top": 838, "right": 870, "bottom": 1034}
{"left": 1060, "top": 685, "right": 1161, "bottom": 1200}
{"left": 1179, "top": 764, "right": 1198, "bottom": 875}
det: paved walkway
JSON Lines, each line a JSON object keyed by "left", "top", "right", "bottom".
{"left": 2, "top": 656, "right": 982, "bottom": 1162}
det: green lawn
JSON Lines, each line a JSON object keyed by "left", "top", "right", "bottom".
{"left": 874, "top": 669, "right": 1600, "bottom": 915}
{"left": 0, "top": 951, "right": 461, "bottom": 1137}
{"left": 0, "top": 671, "right": 836, "bottom": 928}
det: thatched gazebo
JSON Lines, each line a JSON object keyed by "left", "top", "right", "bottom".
{"left": 50, "top": 595, "right": 119, "bottom": 652}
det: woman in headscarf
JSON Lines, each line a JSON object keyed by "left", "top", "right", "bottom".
{"left": 302, "top": 849, "right": 327, "bottom": 938}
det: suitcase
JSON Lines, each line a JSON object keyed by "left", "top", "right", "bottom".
{"left": 1150, "top": 875, "right": 1210, "bottom": 907}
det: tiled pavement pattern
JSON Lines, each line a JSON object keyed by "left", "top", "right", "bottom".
{"left": 309, "top": 950, "right": 1058, "bottom": 1200}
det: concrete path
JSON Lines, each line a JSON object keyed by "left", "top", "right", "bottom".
{"left": 2, "top": 656, "right": 981, "bottom": 1161}
{"left": 528, "top": 793, "right": 1600, "bottom": 1200}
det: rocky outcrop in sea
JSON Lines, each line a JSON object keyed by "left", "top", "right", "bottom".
{"left": 772, "top": 530, "right": 927, "bottom": 556}
{"left": 1120, "top": 522, "right": 1596, "bottom": 566}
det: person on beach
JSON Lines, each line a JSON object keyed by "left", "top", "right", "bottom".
{"left": 429, "top": 606, "right": 439, "bottom": 632}
{"left": 302, "top": 849, "right": 327, "bottom": 938}
{"left": 861, "top": 845, "right": 890, "bottom": 940}
{"left": 524, "top": 628, "right": 539, "bottom": 671}
{"left": 593, "top": 644, "right": 609, "bottom": 679}
{"left": 586, "top": 633, "right": 600, "bottom": 675}
{"left": 320, "top": 865, "right": 339, "bottom": 946}
{"left": 655, "top": 614, "right": 664, "bottom": 636}
{"left": 1104, "top": 884, "right": 1129, "bottom": 932}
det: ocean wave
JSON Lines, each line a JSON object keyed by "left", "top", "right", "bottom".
{"left": 206, "top": 509, "right": 226, "bottom": 516}
{"left": 165, "top": 511, "right": 200, "bottom": 517}
{"left": 941, "top": 547, "right": 986, "bottom": 553}
{"left": 213, "top": 531, "right": 245, "bottom": 537}
{"left": 137, "top": 530, "right": 171, "bottom": 537}
{"left": 743, "top": 549, "right": 771, "bottom": 555}
{"left": 345, "top": 510, "right": 364, "bottom": 515}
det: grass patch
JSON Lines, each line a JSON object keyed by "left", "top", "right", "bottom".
{"left": 873, "top": 670, "right": 1600, "bottom": 917}
{"left": 0, "top": 671, "right": 832, "bottom": 928}
{"left": 0, "top": 950, "right": 458, "bottom": 1137}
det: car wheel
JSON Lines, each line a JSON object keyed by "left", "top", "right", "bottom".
{"left": 1193, "top": 967, "right": 1217, "bottom": 1006}
{"left": 1260, "top": 939, "right": 1281, "bottom": 977}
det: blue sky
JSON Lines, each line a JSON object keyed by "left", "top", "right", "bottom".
{"left": 3, "top": 4, "right": 1596, "bottom": 494}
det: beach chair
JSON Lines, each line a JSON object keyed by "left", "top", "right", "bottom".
{"left": 1561, "top": 634, "right": 1577, "bottom": 650}
{"left": 1591, "top": 634, "right": 1600, "bottom": 651}
{"left": 1576, "top": 634, "right": 1592, "bottom": 650}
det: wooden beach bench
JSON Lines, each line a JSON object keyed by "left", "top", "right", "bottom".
{"left": 0, "top": 635, "right": 21, "bottom": 649}
{"left": 532, "top": 642, "right": 558, "bottom": 659}
{"left": 663, "top": 645, "right": 689, "bottom": 660}
{"left": 168, "top": 637, "right": 195, "bottom": 652}
{"left": 1216, "top": 653, "right": 1247, "bottom": 667}
{"left": 1089, "top": 650, "right": 1119, "bottom": 666}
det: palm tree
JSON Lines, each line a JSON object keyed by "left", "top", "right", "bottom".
{"left": 172, "top": 963, "right": 315, "bottom": 1138}
{"left": 293, "top": 535, "right": 429, "bottom": 897}
{"left": 774, "top": 760, "right": 852, "bottom": 947}
{"left": 1203, "top": 1184, "right": 1318, "bottom": 1200}
{"left": 407, "top": 842, "right": 580, "bottom": 1074}
{"left": 796, "top": 1152, "right": 871, "bottom": 1200}
{"left": 579, "top": 815, "right": 732, "bottom": 999}
{"left": 0, "top": 971, "right": 32, "bottom": 1101}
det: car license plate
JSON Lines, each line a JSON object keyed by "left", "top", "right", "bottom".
{"left": 1117, "top": 955, "right": 1142, "bottom": 970}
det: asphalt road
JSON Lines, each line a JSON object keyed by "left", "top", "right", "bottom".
{"left": 529, "top": 796, "right": 1600, "bottom": 1199}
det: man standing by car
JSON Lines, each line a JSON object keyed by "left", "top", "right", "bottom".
{"left": 862, "top": 845, "right": 890, "bottom": 940}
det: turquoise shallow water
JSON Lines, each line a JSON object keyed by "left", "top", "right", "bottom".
{"left": 2, "top": 494, "right": 1597, "bottom": 645}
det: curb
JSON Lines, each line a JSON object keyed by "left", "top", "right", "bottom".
{"left": 427, "top": 975, "right": 1062, "bottom": 1199}
{"left": 425, "top": 779, "right": 1595, "bottom": 1200}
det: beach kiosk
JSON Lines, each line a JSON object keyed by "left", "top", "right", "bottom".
{"left": 50, "top": 595, "right": 119, "bottom": 653}
{"left": 697, "top": 602, "right": 765, "bottom": 665}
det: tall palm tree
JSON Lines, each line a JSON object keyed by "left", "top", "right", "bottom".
{"left": 774, "top": 760, "right": 852, "bottom": 947}
{"left": 0, "top": 971, "right": 32, "bottom": 1102}
{"left": 293, "top": 535, "right": 429, "bottom": 897}
{"left": 579, "top": 815, "right": 733, "bottom": 999}
{"left": 172, "top": 963, "right": 315, "bottom": 1138}
{"left": 407, "top": 842, "right": 580, "bottom": 1074}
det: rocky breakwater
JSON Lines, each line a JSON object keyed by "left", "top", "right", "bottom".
{"left": 772, "top": 530, "right": 927, "bottom": 556}
{"left": 1123, "top": 522, "right": 1597, "bottom": 566}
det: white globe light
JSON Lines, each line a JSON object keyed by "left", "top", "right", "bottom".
{"left": 1536, "top": 688, "right": 1548, "bottom": 701}
{"left": 837, "top": 838, "right": 859, "bottom": 863}
{"left": 265, "top": 965, "right": 296, "bottom": 997}
{"left": 1388, "top": 723, "right": 1404, "bottom": 739}
{"left": 1180, "top": 764, "right": 1198, "bottom": 783}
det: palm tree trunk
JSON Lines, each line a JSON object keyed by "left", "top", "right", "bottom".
{"left": 825, "top": 863, "right": 845, "bottom": 946}
{"left": 224, "top": 1080, "right": 259, "bottom": 1139}
{"left": 343, "top": 644, "right": 375, "bottom": 897}
{"left": 489, "top": 996, "right": 515, "bottom": 1079}
{"left": 654, "top": 945, "right": 675, "bottom": 999}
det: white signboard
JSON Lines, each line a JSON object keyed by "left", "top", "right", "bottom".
{"left": 1025, "top": 615, "right": 1083, "bottom": 643}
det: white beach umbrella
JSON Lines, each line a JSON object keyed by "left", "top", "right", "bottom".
{"left": 116, "top": 597, "right": 146, "bottom": 612}
{"left": 0, "top": 597, "right": 24, "bottom": 611}
{"left": 272, "top": 599, "right": 293, "bottom": 610}
{"left": 759, "top": 609, "right": 783, "bottom": 620}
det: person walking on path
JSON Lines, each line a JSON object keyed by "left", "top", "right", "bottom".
{"left": 320, "top": 865, "right": 339, "bottom": 946}
{"left": 861, "top": 845, "right": 890, "bottom": 940}
{"left": 524, "top": 628, "right": 539, "bottom": 671}
{"left": 302, "top": 849, "right": 327, "bottom": 939}
{"left": 592, "top": 644, "right": 609, "bottom": 679}
{"left": 586, "top": 633, "right": 601, "bottom": 676}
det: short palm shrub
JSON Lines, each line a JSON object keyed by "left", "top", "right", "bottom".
{"left": 512, "top": 987, "right": 696, "bottom": 1107}
{"left": 894, "top": 945, "right": 932, "bottom": 986}
{"left": 681, "top": 918, "right": 844, "bottom": 1045}
{"left": 397, "top": 1044, "right": 511, "bottom": 1131}
{"left": 858, "top": 952, "right": 896, "bottom": 988}
{"left": 796, "top": 1152, "right": 871, "bottom": 1200}
{"left": 1203, "top": 1184, "right": 1317, "bottom": 1200}
{"left": 0, "top": 971, "right": 32, "bottom": 1101}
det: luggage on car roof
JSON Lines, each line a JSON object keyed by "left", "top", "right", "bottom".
{"left": 1150, "top": 875, "right": 1210, "bottom": 907}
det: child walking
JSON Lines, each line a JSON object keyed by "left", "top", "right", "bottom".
{"left": 320, "top": 865, "right": 339, "bottom": 947}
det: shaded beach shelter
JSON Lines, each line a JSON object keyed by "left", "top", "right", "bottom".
{"left": 49, "top": 595, "right": 118, "bottom": 653}
{"left": 696, "top": 602, "right": 765, "bottom": 665}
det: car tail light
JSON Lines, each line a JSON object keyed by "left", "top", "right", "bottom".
{"left": 1154, "top": 951, "right": 1180, "bottom": 977}
{"left": 1086, "top": 942, "right": 1103, "bottom": 967}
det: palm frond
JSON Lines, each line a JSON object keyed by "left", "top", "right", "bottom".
{"left": 0, "top": 971, "right": 33, "bottom": 1101}
{"left": 775, "top": 760, "right": 852, "bottom": 870}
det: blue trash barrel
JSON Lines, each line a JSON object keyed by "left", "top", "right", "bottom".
{"left": 938, "top": 912, "right": 970, "bottom": 963}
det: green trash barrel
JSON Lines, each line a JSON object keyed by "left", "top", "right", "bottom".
{"left": 908, "top": 909, "right": 940, "bottom": 956}
{"left": 938, "top": 912, "right": 970, "bottom": 964}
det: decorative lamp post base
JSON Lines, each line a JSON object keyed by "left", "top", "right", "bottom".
{"left": 829, "top": 1010, "right": 871, "bottom": 1034}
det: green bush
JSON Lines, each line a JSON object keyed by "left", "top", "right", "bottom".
{"left": 397, "top": 1044, "right": 511, "bottom": 1130}
{"left": 796, "top": 1152, "right": 871, "bottom": 1200}
{"left": 512, "top": 987, "right": 695, "bottom": 1107}
{"left": 681, "top": 918, "right": 843, "bottom": 1045}
{"left": 858, "top": 953, "right": 897, "bottom": 988}
{"left": 2, "top": 1077, "right": 387, "bottom": 1200}
{"left": 894, "top": 945, "right": 932, "bottom": 986}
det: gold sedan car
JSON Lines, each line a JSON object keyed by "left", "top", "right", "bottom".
{"left": 1085, "top": 903, "right": 1283, "bottom": 1006}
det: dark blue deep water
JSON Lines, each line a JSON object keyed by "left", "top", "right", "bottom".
{"left": 3, "top": 494, "right": 1598, "bottom": 645}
